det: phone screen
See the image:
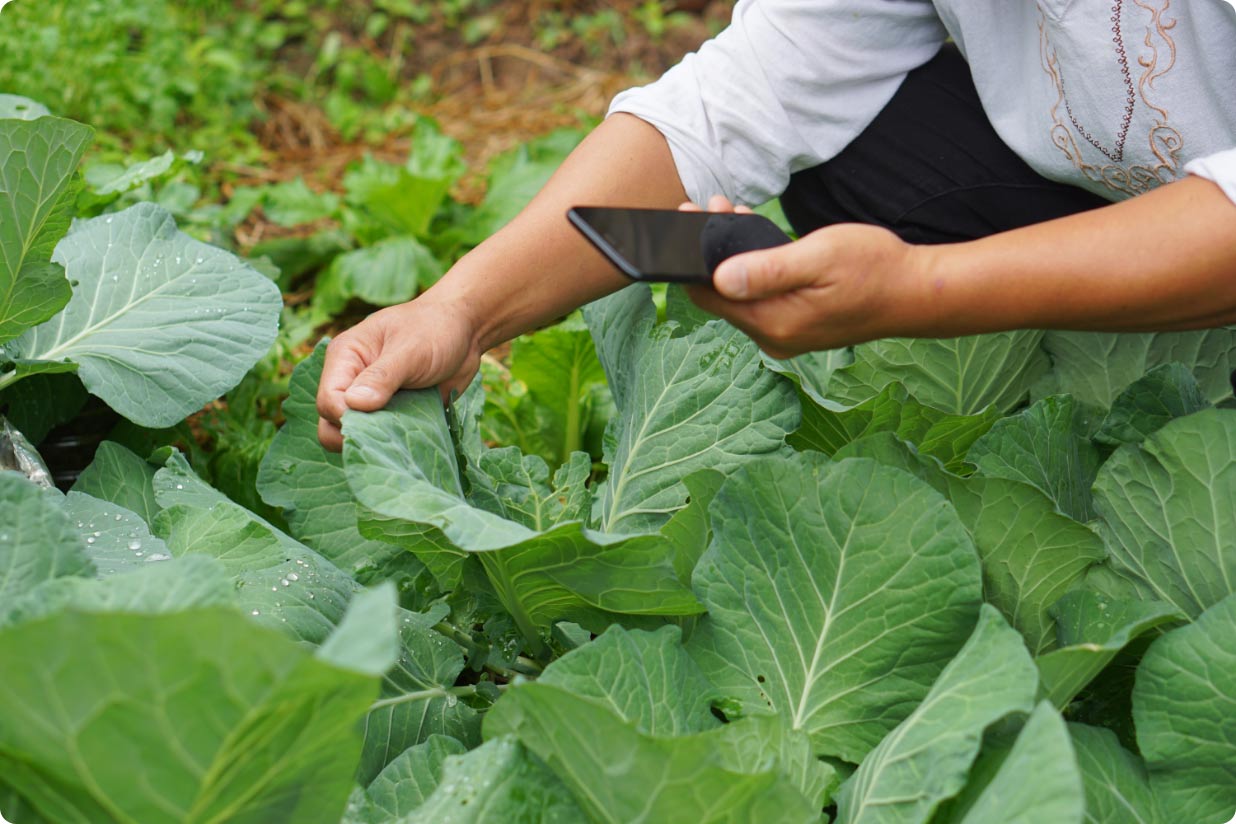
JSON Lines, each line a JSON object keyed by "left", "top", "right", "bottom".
{"left": 568, "top": 207, "right": 787, "bottom": 284}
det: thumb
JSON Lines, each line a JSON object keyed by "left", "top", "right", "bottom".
{"left": 713, "top": 244, "right": 815, "bottom": 301}
{"left": 344, "top": 353, "right": 410, "bottom": 411}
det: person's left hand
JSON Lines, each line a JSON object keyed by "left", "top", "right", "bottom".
{"left": 684, "top": 196, "right": 931, "bottom": 358}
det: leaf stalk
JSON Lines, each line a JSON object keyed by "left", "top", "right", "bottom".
{"left": 367, "top": 682, "right": 507, "bottom": 713}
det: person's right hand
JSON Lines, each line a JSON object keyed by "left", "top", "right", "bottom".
{"left": 316, "top": 296, "right": 480, "bottom": 451}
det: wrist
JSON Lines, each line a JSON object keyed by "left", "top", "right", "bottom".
{"left": 901, "top": 239, "right": 1023, "bottom": 338}
{"left": 888, "top": 240, "right": 969, "bottom": 338}
{"left": 417, "top": 247, "right": 513, "bottom": 355}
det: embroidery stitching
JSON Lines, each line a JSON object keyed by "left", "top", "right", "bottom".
{"left": 1060, "top": 0, "right": 1135, "bottom": 162}
{"left": 1038, "top": 0, "right": 1183, "bottom": 197}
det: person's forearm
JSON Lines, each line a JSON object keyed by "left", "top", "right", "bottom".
{"left": 423, "top": 113, "right": 687, "bottom": 351}
{"left": 914, "top": 176, "right": 1236, "bottom": 336}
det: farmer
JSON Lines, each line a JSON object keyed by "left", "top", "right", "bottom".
{"left": 316, "top": 1, "right": 1236, "bottom": 450}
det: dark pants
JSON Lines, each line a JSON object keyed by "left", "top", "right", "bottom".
{"left": 781, "top": 45, "right": 1109, "bottom": 242}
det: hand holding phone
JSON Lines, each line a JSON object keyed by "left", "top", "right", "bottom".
{"left": 567, "top": 206, "right": 792, "bottom": 285}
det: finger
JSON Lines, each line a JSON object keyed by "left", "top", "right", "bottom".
{"left": 318, "top": 337, "right": 371, "bottom": 426}
{"left": 707, "top": 194, "right": 735, "bottom": 212}
{"left": 684, "top": 284, "right": 726, "bottom": 315}
{"left": 678, "top": 201, "right": 703, "bottom": 212}
{"left": 686, "top": 287, "right": 795, "bottom": 357}
{"left": 318, "top": 417, "right": 344, "bottom": 453}
{"left": 684, "top": 285, "right": 758, "bottom": 329}
{"left": 344, "top": 350, "right": 413, "bottom": 411}
{"left": 713, "top": 242, "right": 819, "bottom": 301}
{"left": 734, "top": 205, "right": 755, "bottom": 214}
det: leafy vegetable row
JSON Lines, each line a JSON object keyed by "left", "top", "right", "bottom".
{"left": 2, "top": 101, "right": 1235, "bottom": 824}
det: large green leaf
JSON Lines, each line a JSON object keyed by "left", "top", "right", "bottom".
{"left": 401, "top": 737, "right": 583, "bottom": 824}
{"left": 6, "top": 203, "right": 282, "bottom": 427}
{"left": 937, "top": 702, "right": 1084, "bottom": 824}
{"left": 317, "top": 584, "right": 400, "bottom": 677}
{"left": 358, "top": 604, "right": 480, "bottom": 785}
{"left": 708, "top": 713, "right": 840, "bottom": 812}
{"left": 258, "top": 345, "right": 429, "bottom": 587}
{"left": 0, "top": 95, "right": 51, "bottom": 120}
{"left": 1, "top": 555, "right": 233, "bottom": 628}
{"left": 1092, "top": 409, "right": 1236, "bottom": 619}
{"left": 659, "top": 469, "right": 727, "bottom": 583}
{"left": 354, "top": 735, "right": 466, "bottom": 821}
{"left": 791, "top": 382, "right": 997, "bottom": 473}
{"left": 0, "top": 607, "right": 385, "bottom": 824}
{"left": 485, "top": 683, "right": 818, "bottom": 823}
{"left": 156, "top": 502, "right": 358, "bottom": 645}
{"left": 686, "top": 452, "right": 983, "bottom": 762}
{"left": 832, "top": 431, "right": 954, "bottom": 495}
{"left": 312, "top": 236, "right": 442, "bottom": 319}
{"left": 343, "top": 389, "right": 701, "bottom": 641}
{"left": 1035, "top": 591, "right": 1183, "bottom": 709}
{"left": 948, "top": 477, "right": 1105, "bottom": 654}
{"left": 835, "top": 606, "right": 1037, "bottom": 824}
{"left": 1133, "top": 594, "right": 1236, "bottom": 823}
{"left": 0, "top": 117, "right": 91, "bottom": 344}
{"left": 1037, "top": 329, "right": 1236, "bottom": 407}
{"left": 0, "top": 471, "right": 93, "bottom": 604}
{"left": 61, "top": 490, "right": 171, "bottom": 575}
{"left": 1094, "top": 363, "right": 1210, "bottom": 448}
{"left": 539, "top": 625, "right": 719, "bottom": 736}
{"left": 829, "top": 331, "right": 1048, "bottom": 415}
{"left": 1069, "top": 724, "right": 1161, "bottom": 824}
{"left": 152, "top": 454, "right": 478, "bottom": 782}
{"left": 584, "top": 285, "right": 798, "bottom": 534}
{"left": 71, "top": 441, "right": 160, "bottom": 525}
{"left": 762, "top": 347, "right": 853, "bottom": 406}
{"left": 151, "top": 453, "right": 365, "bottom": 640}
{"left": 967, "top": 395, "right": 1102, "bottom": 522}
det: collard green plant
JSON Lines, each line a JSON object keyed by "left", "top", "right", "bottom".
{"left": 585, "top": 284, "right": 798, "bottom": 534}
{"left": 2, "top": 202, "right": 282, "bottom": 425}
{"left": 0, "top": 109, "right": 282, "bottom": 434}
{"left": 829, "top": 331, "right": 1049, "bottom": 415}
{"left": 686, "top": 451, "right": 983, "bottom": 763}
{"left": 1093, "top": 409, "right": 1236, "bottom": 619}
{"left": 0, "top": 115, "right": 92, "bottom": 344}
{"left": 5, "top": 99, "right": 1236, "bottom": 824}
{"left": 834, "top": 606, "right": 1038, "bottom": 824}
{"left": 1037, "top": 328, "right": 1236, "bottom": 407}
{"left": 1132, "top": 595, "right": 1236, "bottom": 823}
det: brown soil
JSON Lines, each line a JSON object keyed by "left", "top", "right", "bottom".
{"left": 224, "top": 1, "right": 735, "bottom": 207}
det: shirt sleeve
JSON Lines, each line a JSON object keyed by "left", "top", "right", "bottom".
{"left": 1185, "top": 148, "right": 1236, "bottom": 205}
{"left": 607, "top": 0, "right": 947, "bottom": 206}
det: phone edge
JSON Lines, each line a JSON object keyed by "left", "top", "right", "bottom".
{"left": 565, "top": 207, "right": 649, "bottom": 282}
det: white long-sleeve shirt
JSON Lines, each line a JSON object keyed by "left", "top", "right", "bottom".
{"left": 609, "top": 0, "right": 1236, "bottom": 208}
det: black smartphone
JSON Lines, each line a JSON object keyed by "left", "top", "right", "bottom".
{"left": 567, "top": 206, "right": 792, "bottom": 284}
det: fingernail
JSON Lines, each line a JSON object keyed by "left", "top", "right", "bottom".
{"left": 347, "top": 385, "right": 378, "bottom": 401}
{"left": 717, "top": 261, "right": 749, "bottom": 298}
